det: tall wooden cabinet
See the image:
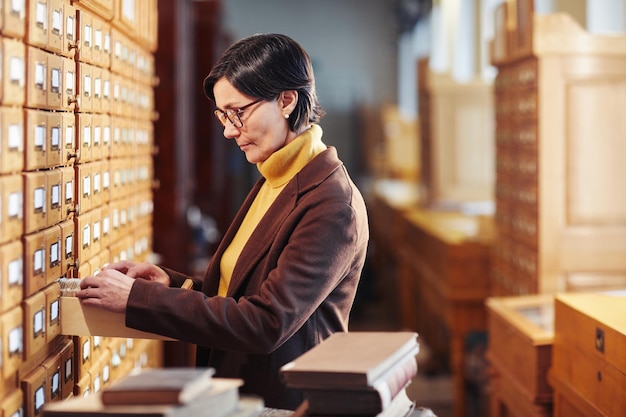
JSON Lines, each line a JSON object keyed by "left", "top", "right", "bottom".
{"left": 491, "top": 11, "right": 626, "bottom": 296}
{"left": 418, "top": 58, "right": 495, "bottom": 207}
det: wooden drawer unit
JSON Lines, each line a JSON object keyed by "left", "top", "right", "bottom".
{"left": 0, "top": 389, "right": 24, "bottom": 417}
{"left": 0, "top": 240, "right": 23, "bottom": 312}
{"left": 550, "top": 291, "right": 626, "bottom": 417}
{"left": 487, "top": 295, "right": 554, "bottom": 406}
{"left": 0, "top": 305, "right": 23, "bottom": 379}
{"left": 43, "top": 281, "right": 61, "bottom": 342}
{"left": 22, "top": 291, "right": 47, "bottom": 361}
{"left": 1, "top": 0, "right": 26, "bottom": 39}
{"left": 0, "top": 106, "right": 24, "bottom": 174}
{"left": 23, "top": 171, "right": 47, "bottom": 234}
{"left": 24, "top": 109, "right": 48, "bottom": 171}
{"left": 0, "top": 173, "right": 23, "bottom": 244}
{"left": 23, "top": 229, "right": 46, "bottom": 296}
{"left": 26, "top": 0, "right": 49, "bottom": 49}
{"left": 46, "top": 111, "right": 63, "bottom": 168}
{"left": 490, "top": 372, "right": 553, "bottom": 417}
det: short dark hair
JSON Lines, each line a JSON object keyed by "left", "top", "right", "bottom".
{"left": 203, "top": 33, "right": 325, "bottom": 132}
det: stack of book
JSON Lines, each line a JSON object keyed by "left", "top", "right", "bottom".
{"left": 41, "top": 368, "right": 264, "bottom": 417}
{"left": 281, "top": 332, "right": 420, "bottom": 417}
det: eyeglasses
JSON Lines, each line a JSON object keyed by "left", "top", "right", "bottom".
{"left": 214, "top": 98, "right": 263, "bottom": 128}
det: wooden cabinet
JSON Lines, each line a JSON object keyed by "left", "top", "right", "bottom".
{"left": 394, "top": 204, "right": 493, "bottom": 417}
{"left": 486, "top": 295, "right": 554, "bottom": 417}
{"left": 550, "top": 292, "right": 626, "bottom": 417}
{"left": 417, "top": 58, "right": 495, "bottom": 206}
{"left": 491, "top": 8, "right": 626, "bottom": 296}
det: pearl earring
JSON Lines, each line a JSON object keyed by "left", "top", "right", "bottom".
{"left": 284, "top": 114, "right": 290, "bottom": 119}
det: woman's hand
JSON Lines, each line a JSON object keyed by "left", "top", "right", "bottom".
{"left": 104, "top": 261, "right": 170, "bottom": 286}
{"left": 77, "top": 269, "right": 135, "bottom": 313}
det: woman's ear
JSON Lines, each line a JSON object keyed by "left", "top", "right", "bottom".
{"left": 280, "top": 90, "right": 298, "bottom": 117}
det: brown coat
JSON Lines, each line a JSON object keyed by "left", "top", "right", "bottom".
{"left": 125, "top": 147, "right": 369, "bottom": 409}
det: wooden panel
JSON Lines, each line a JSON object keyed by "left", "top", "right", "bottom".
{"left": 487, "top": 295, "right": 554, "bottom": 403}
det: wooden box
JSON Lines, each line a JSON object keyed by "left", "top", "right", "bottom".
{"left": 60, "top": 296, "right": 173, "bottom": 340}
{"left": 487, "top": 294, "right": 554, "bottom": 405}
{"left": 549, "top": 291, "right": 626, "bottom": 417}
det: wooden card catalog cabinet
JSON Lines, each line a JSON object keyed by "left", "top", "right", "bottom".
{"left": 550, "top": 292, "right": 626, "bottom": 417}
{"left": 487, "top": 295, "right": 554, "bottom": 417}
{"left": 0, "top": 0, "right": 159, "bottom": 404}
{"left": 491, "top": 6, "right": 626, "bottom": 295}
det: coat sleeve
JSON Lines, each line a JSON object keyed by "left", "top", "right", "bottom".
{"left": 125, "top": 192, "right": 367, "bottom": 354}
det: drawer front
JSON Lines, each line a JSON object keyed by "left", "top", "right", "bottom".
{"left": 552, "top": 341, "right": 625, "bottom": 417}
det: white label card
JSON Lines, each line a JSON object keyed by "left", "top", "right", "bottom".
{"left": 10, "top": 57, "right": 24, "bottom": 85}
{"left": 66, "top": 71, "right": 75, "bottom": 94}
{"left": 8, "top": 258, "right": 22, "bottom": 285}
{"left": 35, "top": 125, "right": 46, "bottom": 149}
{"left": 51, "top": 126, "right": 60, "bottom": 148}
{"left": 65, "top": 126, "right": 74, "bottom": 146}
{"left": 66, "top": 235, "right": 73, "bottom": 256}
{"left": 50, "top": 299, "right": 59, "bottom": 321}
{"left": 8, "top": 192, "right": 21, "bottom": 218}
{"left": 50, "top": 240, "right": 60, "bottom": 264}
{"left": 34, "top": 187, "right": 45, "bottom": 211}
{"left": 83, "top": 126, "right": 91, "bottom": 146}
{"left": 52, "top": 9, "right": 62, "bottom": 33}
{"left": 35, "top": 63, "right": 46, "bottom": 88}
{"left": 65, "top": 180, "right": 73, "bottom": 202}
{"left": 33, "top": 309, "right": 44, "bottom": 334}
{"left": 67, "top": 16, "right": 75, "bottom": 39}
{"left": 8, "top": 124, "right": 22, "bottom": 150}
{"left": 83, "top": 175, "right": 91, "bottom": 196}
{"left": 51, "top": 184, "right": 60, "bottom": 207}
{"left": 9, "top": 326, "right": 22, "bottom": 354}
{"left": 36, "top": 2, "right": 46, "bottom": 25}
{"left": 83, "top": 225, "right": 90, "bottom": 247}
{"left": 34, "top": 248, "right": 44, "bottom": 273}
{"left": 51, "top": 68, "right": 61, "bottom": 92}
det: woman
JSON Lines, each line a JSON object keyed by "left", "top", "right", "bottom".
{"left": 78, "top": 33, "right": 369, "bottom": 410}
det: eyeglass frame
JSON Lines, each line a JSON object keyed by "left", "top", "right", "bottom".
{"left": 214, "top": 98, "right": 264, "bottom": 128}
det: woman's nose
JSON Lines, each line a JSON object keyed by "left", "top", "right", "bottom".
{"left": 222, "top": 121, "right": 240, "bottom": 139}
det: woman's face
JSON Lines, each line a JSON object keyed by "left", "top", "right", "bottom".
{"left": 213, "top": 78, "right": 295, "bottom": 164}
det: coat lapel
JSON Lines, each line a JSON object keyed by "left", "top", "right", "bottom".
{"left": 205, "top": 147, "right": 343, "bottom": 297}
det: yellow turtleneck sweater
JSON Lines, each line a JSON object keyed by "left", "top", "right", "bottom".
{"left": 218, "top": 124, "right": 326, "bottom": 296}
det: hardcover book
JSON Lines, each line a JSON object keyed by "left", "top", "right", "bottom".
{"left": 280, "top": 331, "right": 419, "bottom": 389}
{"left": 42, "top": 377, "right": 247, "bottom": 417}
{"left": 100, "top": 368, "right": 215, "bottom": 405}
{"left": 303, "top": 354, "right": 418, "bottom": 415}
